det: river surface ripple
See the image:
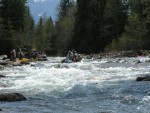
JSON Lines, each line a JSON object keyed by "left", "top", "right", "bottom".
{"left": 1, "top": 57, "right": 150, "bottom": 113}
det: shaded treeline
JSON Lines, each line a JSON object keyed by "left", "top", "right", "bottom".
{"left": 0, "top": 0, "right": 149, "bottom": 56}
{"left": 0, "top": 0, "right": 57, "bottom": 56}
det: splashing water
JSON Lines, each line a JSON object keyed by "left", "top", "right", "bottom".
{"left": 1, "top": 57, "right": 150, "bottom": 113}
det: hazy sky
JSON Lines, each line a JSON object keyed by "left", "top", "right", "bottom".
{"left": 28, "top": 0, "right": 60, "bottom": 23}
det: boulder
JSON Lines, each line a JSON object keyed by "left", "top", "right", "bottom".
{"left": 137, "top": 75, "right": 150, "bottom": 81}
{"left": 0, "top": 61, "right": 8, "bottom": 66}
{"left": 0, "top": 108, "right": 2, "bottom": 111}
{"left": 0, "top": 93, "right": 26, "bottom": 102}
{"left": 0, "top": 75, "right": 5, "bottom": 79}
{"left": 145, "top": 59, "right": 150, "bottom": 63}
{"left": 133, "top": 60, "right": 141, "bottom": 64}
{"left": 0, "top": 65, "right": 4, "bottom": 69}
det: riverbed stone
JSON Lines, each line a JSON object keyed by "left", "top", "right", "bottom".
{"left": 0, "top": 93, "right": 26, "bottom": 102}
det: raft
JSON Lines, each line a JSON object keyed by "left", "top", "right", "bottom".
{"left": 61, "top": 58, "right": 82, "bottom": 63}
{"left": 13, "top": 61, "right": 21, "bottom": 66}
{"left": 18, "top": 58, "right": 30, "bottom": 64}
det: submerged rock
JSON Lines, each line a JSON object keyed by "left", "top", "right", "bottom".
{"left": 0, "top": 82, "right": 7, "bottom": 87}
{"left": 0, "top": 93, "right": 26, "bottom": 102}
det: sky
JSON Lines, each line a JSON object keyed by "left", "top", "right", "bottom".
{"left": 27, "top": 0, "right": 60, "bottom": 23}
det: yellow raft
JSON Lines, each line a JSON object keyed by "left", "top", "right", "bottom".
{"left": 18, "top": 58, "right": 30, "bottom": 63}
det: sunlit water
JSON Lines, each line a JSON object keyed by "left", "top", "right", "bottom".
{"left": 1, "top": 57, "right": 150, "bottom": 113}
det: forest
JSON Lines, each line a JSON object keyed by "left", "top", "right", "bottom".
{"left": 0, "top": 0, "right": 149, "bottom": 56}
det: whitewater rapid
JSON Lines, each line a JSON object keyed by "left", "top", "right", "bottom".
{"left": 1, "top": 57, "right": 150, "bottom": 113}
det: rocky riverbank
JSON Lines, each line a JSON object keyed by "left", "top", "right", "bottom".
{"left": 83, "top": 50, "right": 150, "bottom": 59}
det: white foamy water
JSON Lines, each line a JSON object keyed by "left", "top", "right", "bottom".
{"left": 1, "top": 57, "right": 150, "bottom": 113}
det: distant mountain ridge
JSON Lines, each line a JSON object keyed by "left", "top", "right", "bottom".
{"left": 27, "top": 0, "right": 60, "bottom": 23}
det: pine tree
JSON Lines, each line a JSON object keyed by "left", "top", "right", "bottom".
{"left": 105, "top": 0, "right": 150, "bottom": 51}
{"left": 56, "top": 0, "right": 76, "bottom": 55}
{"left": 23, "top": 6, "right": 35, "bottom": 47}
{"left": 0, "top": 0, "right": 28, "bottom": 54}
{"left": 73, "top": 0, "right": 107, "bottom": 53}
{"left": 58, "top": 0, "right": 75, "bottom": 20}
{"left": 104, "top": 0, "right": 128, "bottom": 40}
{"left": 124, "top": 0, "right": 150, "bottom": 50}
{"left": 43, "top": 17, "right": 55, "bottom": 53}
{"left": 0, "top": 17, "right": 2, "bottom": 38}
{"left": 34, "top": 17, "right": 44, "bottom": 51}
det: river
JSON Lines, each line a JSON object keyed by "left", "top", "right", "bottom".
{"left": 0, "top": 57, "right": 150, "bottom": 113}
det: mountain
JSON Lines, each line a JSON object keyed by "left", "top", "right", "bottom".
{"left": 27, "top": 0, "right": 60, "bottom": 23}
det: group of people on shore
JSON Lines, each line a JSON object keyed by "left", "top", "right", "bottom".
{"left": 10, "top": 48, "right": 47, "bottom": 62}
{"left": 10, "top": 49, "right": 23, "bottom": 61}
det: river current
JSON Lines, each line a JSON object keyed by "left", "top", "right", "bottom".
{"left": 1, "top": 57, "right": 150, "bottom": 113}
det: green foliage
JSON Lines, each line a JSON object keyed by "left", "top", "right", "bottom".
{"left": 73, "top": 0, "right": 128, "bottom": 53}
{"left": 56, "top": 0, "right": 76, "bottom": 55}
{"left": 0, "top": 17, "right": 2, "bottom": 38}
{"left": 33, "top": 16, "right": 56, "bottom": 54}
{"left": 43, "top": 17, "right": 56, "bottom": 55}
{"left": 0, "top": 0, "right": 28, "bottom": 55}
{"left": 104, "top": 0, "right": 128, "bottom": 39}
{"left": 56, "top": 15, "right": 75, "bottom": 55}
{"left": 23, "top": 7, "right": 35, "bottom": 47}
{"left": 58, "top": 0, "right": 75, "bottom": 20}
{"left": 105, "top": 0, "right": 150, "bottom": 52}
{"left": 105, "top": 35, "right": 135, "bottom": 52}
{"left": 34, "top": 17, "right": 44, "bottom": 51}
{"left": 126, "top": 0, "right": 149, "bottom": 49}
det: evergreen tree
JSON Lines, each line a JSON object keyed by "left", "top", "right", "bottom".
{"left": 0, "top": 0, "right": 27, "bottom": 31}
{"left": 105, "top": 0, "right": 150, "bottom": 51}
{"left": 34, "top": 17, "right": 44, "bottom": 51}
{"left": 125, "top": 0, "right": 150, "bottom": 50}
{"left": 58, "top": 0, "right": 75, "bottom": 20}
{"left": 23, "top": 6, "right": 35, "bottom": 47}
{"left": 0, "top": 0, "right": 28, "bottom": 54}
{"left": 56, "top": 15, "right": 75, "bottom": 55}
{"left": 0, "top": 16, "right": 2, "bottom": 38}
{"left": 56, "top": 0, "right": 76, "bottom": 55}
{"left": 104, "top": 0, "right": 128, "bottom": 40}
{"left": 73, "top": 0, "right": 107, "bottom": 53}
{"left": 43, "top": 17, "right": 56, "bottom": 55}
{"left": 120, "top": 0, "right": 149, "bottom": 50}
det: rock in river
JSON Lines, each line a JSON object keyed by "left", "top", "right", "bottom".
{"left": 137, "top": 75, "right": 150, "bottom": 81}
{"left": 0, "top": 93, "right": 26, "bottom": 102}
{"left": 0, "top": 75, "right": 5, "bottom": 79}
